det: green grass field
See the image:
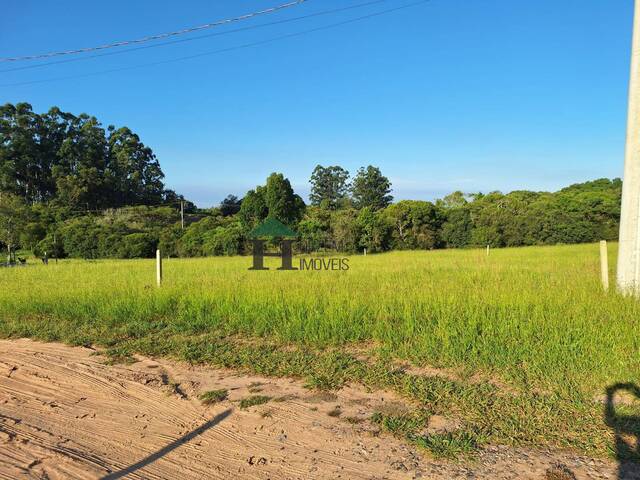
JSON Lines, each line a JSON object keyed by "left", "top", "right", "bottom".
{"left": 2, "top": 243, "right": 639, "bottom": 458}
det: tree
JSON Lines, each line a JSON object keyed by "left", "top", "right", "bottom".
{"left": 265, "top": 172, "right": 305, "bottom": 225}
{"left": 0, "top": 103, "right": 69, "bottom": 203}
{"left": 331, "top": 209, "right": 361, "bottom": 253}
{"left": 439, "top": 191, "right": 468, "bottom": 210}
{"left": 158, "top": 225, "right": 183, "bottom": 258}
{"left": 163, "top": 189, "right": 197, "bottom": 213}
{"left": 239, "top": 187, "right": 268, "bottom": 228}
{"left": 57, "top": 216, "right": 102, "bottom": 259}
{"left": 106, "top": 127, "right": 165, "bottom": 207}
{"left": 0, "top": 193, "right": 28, "bottom": 261}
{"left": 0, "top": 103, "right": 627, "bottom": 260}
{"left": 351, "top": 166, "right": 392, "bottom": 210}
{"left": 309, "top": 165, "right": 350, "bottom": 209}
{"left": 297, "top": 206, "right": 332, "bottom": 252}
{"left": 441, "top": 207, "right": 472, "bottom": 248}
{"left": 203, "top": 222, "right": 245, "bottom": 256}
{"left": 175, "top": 215, "right": 245, "bottom": 257}
{"left": 117, "top": 233, "right": 157, "bottom": 259}
{"left": 357, "top": 207, "right": 391, "bottom": 253}
{"left": 0, "top": 103, "right": 169, "bottom": 209}
{"left": 240, "top": 173, "right": 305, "bottom": 228}
{"left": 383, "top": 201, "right": 443, "bottom": 250}
{"left": 53, "top": 113, "right": 108, "bottom": 209}
{"left": 220, "top": 195, "right": 242, "bottom": 217}
{"left": 468, "top": 191, "right": 509, "bottom": 247}
{"left": 177, "top": 216, "right": 224, "bottom": 257}
{"left": 34, "top": 231, "right": 64, "bottom": 259}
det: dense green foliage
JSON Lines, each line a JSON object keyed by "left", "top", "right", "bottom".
{"left": 309, "top": 165, "right": 350, "bottom": 209}
{"left": 0, "top": 175, "right": 622, "bottom": 260}
{"left": 0, "top": 103, "right": 623, "bottom": 260}
{"left": 350, "top": 165, "right": 394, "bottom": 210}
{"left": 0, "top": 103, "right": 176, "bottom": 208}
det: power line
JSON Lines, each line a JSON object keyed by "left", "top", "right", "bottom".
{"left": 65, "top": 203, "right": 191, "bottom": 214}
{"left": 1, "top": 1, "right": 430, "bottom": 88}
{"left": 0, "top": 0, "right": 309, "bottom": 63}
{"left": 59, "top": 200, "right": 205, "bottom": 215}
{"left": 0, "top": 0, "right": 393, "bottom": 74}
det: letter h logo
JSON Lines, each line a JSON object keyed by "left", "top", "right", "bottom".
{"left": 247, "top": 218, "right": 298, "bottom": 271}
{"left": 249, "top": 239, "right": 297, "bottom": 271}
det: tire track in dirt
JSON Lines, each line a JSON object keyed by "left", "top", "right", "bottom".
{"left": 0, "top": 339, "right": 625, "bottom": 479}
{"left": 0, "top": 339, "right": 423, "bottom": 479}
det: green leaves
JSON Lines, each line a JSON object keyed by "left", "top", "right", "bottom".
{"left": 239, "top": 173, "right": 305, "bottom": 229}
{"left": 351, "top": 165, "right": 393, "bottom": 211}
{"left": 309, "top": 165, "right": 350, "bottom": 209}
{"left": 0, "top": 103, "right": 166, "bottom": 210}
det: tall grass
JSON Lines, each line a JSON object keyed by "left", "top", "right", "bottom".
{"left": 1, "top": 243, "right": 638, "bottom": 394}
{"left": 5, "top": 243, "right": 640, "bottom": 457}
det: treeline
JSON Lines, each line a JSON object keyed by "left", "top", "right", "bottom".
{"left": 0, "top": 103, "right": 622, "bottom": 260}
{"left": 0, "top": 103, "right": 185, "bottom": 208}
{"left": 1, "top": 173, "right": 621, "bottom": 260}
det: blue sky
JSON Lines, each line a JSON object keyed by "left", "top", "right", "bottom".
{"left": 1, "top": 0, "right": 634, "bottom": 207}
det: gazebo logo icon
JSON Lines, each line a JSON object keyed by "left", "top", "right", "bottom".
{"left": 248, "top": 218, "right": 298, "bottom": 271}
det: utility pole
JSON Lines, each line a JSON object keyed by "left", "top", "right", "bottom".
{"left": 180, "top": 201, "right": 185, "bottom": 230}
{"left": 618, "top": 0, "right": 640, "bottom": 296}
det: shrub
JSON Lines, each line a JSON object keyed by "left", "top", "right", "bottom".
{"left": 117, "top": 233, "right": 157, "bottom": 259}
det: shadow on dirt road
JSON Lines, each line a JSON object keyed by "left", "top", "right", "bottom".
{"left": 101, "top": 409, "right": 232, "bottom": 479}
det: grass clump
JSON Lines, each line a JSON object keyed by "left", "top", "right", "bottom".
{"left": 240, "top": 395, "right": 271, "bottom": 409}
{"left": 371, "top": 411, "right": 480, "bottom": 459}
{"left": 412, "top": 431, "right": 479, "bottom": 459}
{"left": 371, "top": 411, "right": 426, "bottom": 437}
{"left": 199, "top": 389, "right": 228, "bottom": 405}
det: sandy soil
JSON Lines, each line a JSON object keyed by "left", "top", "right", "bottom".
{"left": 0, "top": 339, "right": 633, "bottom": 479}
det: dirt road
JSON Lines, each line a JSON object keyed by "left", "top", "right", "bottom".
{"left": 0, "top": 339, "right": 627, "bottom": 479}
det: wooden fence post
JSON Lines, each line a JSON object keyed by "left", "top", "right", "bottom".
{"left": 600, "top": 240, "right": 609, "bottom": 291}
{"left": 156, "top": 249, "right": 162, "bottom": 287}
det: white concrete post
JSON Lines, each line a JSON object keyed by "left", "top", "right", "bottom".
{"left": 618, "top": 0, "right": 640, "bottom": 296}
{"left": 156, "top": 249, "right": 162, "bottom": 287}
{"left": 601, "top": 241, "right": 610, "bottom": 291}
